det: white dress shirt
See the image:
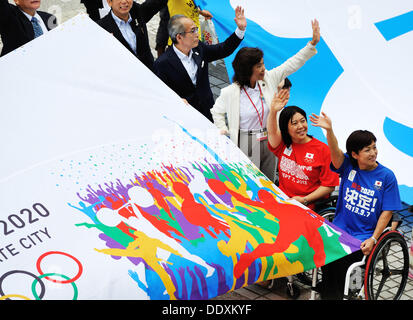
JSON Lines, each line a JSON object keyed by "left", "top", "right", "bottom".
{"left": 111, "top": 11, "right": 137, "bottom": 54}
{"left": 239, "top": 83, "right": 269, "bottom": 130}
{"left": 173, "top": 27, "right": 246, "bottom": 86}
{"left": 173, "top": 44, "right": 198, "bottom": 85}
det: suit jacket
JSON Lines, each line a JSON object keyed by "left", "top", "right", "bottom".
{"left": 153, "top": 32, "right": 243, "bottom": 122}
{"left": 80, "top": 0, "right": 103, "bottom": 11}
{"left": 210, "top": 42, "right": 317, "bottom": 145}
{"left": 0, "top": 0, "right": 57, "bottom": 57}
{"left": 97, "top": 0, "right": 166, "bottom": 71}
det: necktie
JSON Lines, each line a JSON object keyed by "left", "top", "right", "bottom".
{"left": 31, "top": 16, "right": 43, "bottom": 38}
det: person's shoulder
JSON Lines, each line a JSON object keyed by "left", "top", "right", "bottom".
{"left": 36, "top": 11, "right": 56, "bottom": 19}
{"left": 309, "top": 137, "right": 330, "bottom": 150}
{"left": 270, "top": 139, "right": 287, "bottom": 155}
{"left": 6, "top": 1, "right": 19, "bottom": 12}
{"left": 331, "top": 152, "right": 352, "bottom": 173}
{"left": 37, "top": 10, "right": 53, "bottom": 18}
{"left": 129, "top": 1, "right": 144, "bottom": 20}
{"left": 376, "top": 162, "right": 397, "bottom": 180}
{"left": 310, "top": 136, "right": 324, "bottom": 144}
{"left": 97, "top": 12, "right": 117, "bottom": 31}
{"left": 1, "top": 1, "right": 18, "bottom": 11}
{"left": 37, "top": 10, "right": 58, "bottom": 29}
{"left": 192, "top": 41, "right": 207, "bottom": 54}
{"left": 2, "top": 3, "right": 24, "bottom": 21}
{"left": 221, "top": 82, "right": 240, "bottom": 94}
{"left": 153, "top": 47, "right": 176, "bottom": 72}
{"left": 155, "top": 47, "right": 174, "bottom": 64}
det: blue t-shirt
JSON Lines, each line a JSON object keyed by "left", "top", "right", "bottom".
{"left": 331, "top": 154, "right": 401, "bottom": 241}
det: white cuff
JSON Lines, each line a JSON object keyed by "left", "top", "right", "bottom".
{"left": 235, "top": 27, "right": 245, "bottom": 39}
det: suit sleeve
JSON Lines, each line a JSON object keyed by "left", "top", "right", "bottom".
{"left": 202, "top": 31, "right": 242, "bottom": 63}
{"left": 153, "top": 59, "right": 165, "bottom": 80}
{"left": 0, "top": 0, "right": 15, "bottom": 30}
{"left": 153, "top": 58, "right": 176, "bottom": 94}
{"left": 133, "top": 0, "right": 167, "bottom": 24}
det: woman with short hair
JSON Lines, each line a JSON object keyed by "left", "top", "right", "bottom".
{"left": 310, "top": 112, "right": 402, "bottom": 299}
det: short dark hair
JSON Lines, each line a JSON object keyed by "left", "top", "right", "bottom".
{"left": 232, "top": 47, "right": 264, "bottom": 87}
{"left": 168, "top": 15, "right": 187, "bottom": 44}
{"left": 346, "top": 130, "right": 377, "bottom": 168}
{"left": 278, "top": 106, "right": 309, "bottom": 148}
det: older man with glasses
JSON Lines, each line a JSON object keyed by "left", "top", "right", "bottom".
{"left": 153, "top": 6, "right": 246, "bottom": 122}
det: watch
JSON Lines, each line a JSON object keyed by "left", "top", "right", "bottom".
{"left": 303, "top": 198, "right": 309, "bottom": 206}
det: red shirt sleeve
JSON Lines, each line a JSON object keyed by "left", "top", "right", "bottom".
{"left": 267, "top": 140, "right": 285, "bottom": 157}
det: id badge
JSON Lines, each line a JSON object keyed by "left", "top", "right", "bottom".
{"left": 256, "top": 131, "right": 268, "bottom": 141}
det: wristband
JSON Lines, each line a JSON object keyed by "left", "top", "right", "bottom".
{"left": 371, "top": 236, "right": 377, "bottom": 245}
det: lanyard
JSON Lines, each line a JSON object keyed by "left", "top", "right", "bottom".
{"left": 242, "top": 84, "right": 265, "bottom": 128}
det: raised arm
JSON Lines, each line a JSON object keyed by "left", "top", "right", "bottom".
{"left": 266, "top": 19, "right": 319, "bottom": 85}
{"left": 233, "top": 5, "right": 246, "bottom": 31}
{"left": 267, "top": 89, "right": 290, "bottom": 149}
{"left": 309, "top": 112, "right": 345, "bottom": 169}
{"left": 310, "top": 19, "right": 320, "bottom": 46}
{"left": 135, "top": 0, "right": 168, "bottom": 24}
{"left": 0, "top": 0, "right": 15, "bottom": 30}
{"left": 203, "top": 6, "right": 246, "bottom": 63}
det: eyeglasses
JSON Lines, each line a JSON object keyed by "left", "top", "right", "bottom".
{"left": 180, "top": 27, "right": 199, "bottom": 35}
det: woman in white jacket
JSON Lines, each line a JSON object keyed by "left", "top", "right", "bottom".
{"left": 210, "top": 19, "right": 320, "bottom": 182}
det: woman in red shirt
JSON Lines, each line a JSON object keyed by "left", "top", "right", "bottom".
{"left": 266, "top": 89, "right": 339, "bottom": 210}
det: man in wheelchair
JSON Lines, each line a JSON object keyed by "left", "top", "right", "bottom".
{"left": 310, "top": 113, "right": 402, "bottom": 300}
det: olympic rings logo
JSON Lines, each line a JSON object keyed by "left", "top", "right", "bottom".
{"left": 0, "top": 251, "right": 83, "bottom": 300}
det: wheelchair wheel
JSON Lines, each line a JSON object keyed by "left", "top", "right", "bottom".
{"left": 364, "top": 231, "right": 409, "bottom": 300}
{"left": 319, "top": 208, "right": 335, "bottom": 223}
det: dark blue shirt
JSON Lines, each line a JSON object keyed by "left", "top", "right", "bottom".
{"left": 331, "top": 154, "right": 401, "bottom": 241}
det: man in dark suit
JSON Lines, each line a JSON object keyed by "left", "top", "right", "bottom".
{"left": 97, "top": 0, "right": 166, "bottom": 71}
{"left": 153, "top": 6, "right": 246, "bottom": 122}
{"left": 0, "top": 0, "right": 57, "bottom": 57}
